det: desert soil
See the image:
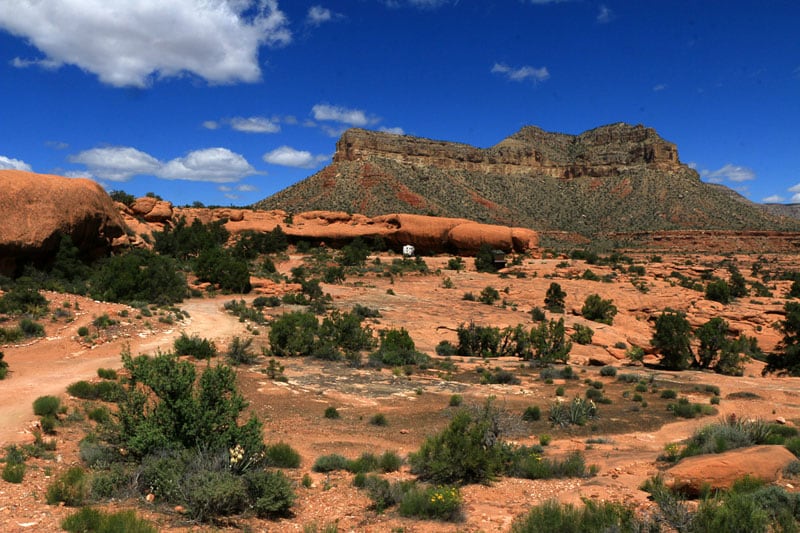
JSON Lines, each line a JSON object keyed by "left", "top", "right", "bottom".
{"left": 1, "top": 252, "right": 799, "bottom": 532}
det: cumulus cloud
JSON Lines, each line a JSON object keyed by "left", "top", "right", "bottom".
{"left": 596, "top": 4, "right": 613, "bottom": 23}
{"left": 202, "top": 120, "right": 220, "bottom": 130}
{"left": 70, "top": 146, "right": 257, "bottom": 183}
{"left": 653, "top": 84, "right": 667, "bottom": 92}
{"left": 312, "top": 104, "right": 379, "bottom": 127}
{"left": 0, "top": 0, "right": 291, "bottom": 88}
{"left": 492, "top": 63, "right": 550, "bottom": 83}
{"left": 762, "top": 194, "right": 785, "bottom": 203}
{"left": 307, "top": 6, "right": 333, "bottom": 26}
{"left": 0, "top": 155, "right": 32, "bottom": 171}
{"left": 700, "top": 164, "right": 756, "bottom": 184}
{"left": 229, "top": 116, "right": 281, "bottom": 133}
{"left": 263, "top": 146, "right": 330, "bottom": 168}
{"left": 379, "top": 126, "right": 405, "bottom": 135}
{"left": 383, "top": 0, "right": 456, "bottom": 8}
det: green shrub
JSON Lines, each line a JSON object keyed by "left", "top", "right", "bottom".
{"left": 33, "top": 395, "right": 60, "bottom": 417}
{"left": 2, "top": 462, "right": 25, "bottom": 483}
{"left": 40, "top": 414, "right": 57, "bottom": 434}
{"left": 668, "top": 397, "right": 714, "bottom": 419}
{"left": 0, "top": 351, "right": 7, "bottom": 380}
{"left": 245, "top": 470, "right": 295, "bottom": 518}
{"left": 46, "top": 466, "right": 89, "bottom": 506}
{"left": 475, "top": 244, "right": 499, "bottom": 273}
{"left": 480, "top": 368, "right": 520, "bottom": 385}
{"left": 436, "top": 340, "right": 457, "bottom": 356}
{"left": 370, "top": 413, "right": 388, "bottom": 426}
{"left": 652, "top": 309, "right": 693, "bottom": 370}
{"left": 67, "top": 380, "right": 124, "bottom": 402}
{"left": 370, "top": 328, "right": 426, "bottom": 367}
{"left": 0, "top": 282, "right": 48, "bottom": 315}
{"left": 324, "top": 406, "right": 340, "bottom": 419}
{"left": 184, "top": 469, "right": 248, "bottom": 521}
{"left": 378, "top": 451, "right": 403, "bottom": 472}
{"left": 265, "top": 442, "right": 301, "bottom": 468}
{"left": 195, "top": 247, "right": 252, "bottom": 293}
{"left": 19, "top": 318, "right": 45, "bottom": 337}
{"left": 585, "top": 388, "right": 603, "bottom": 401}
{"left": 173, "top": 333, "right": 217, "bottom": 359}
{"left": 456, "top": 321, "right": 501, "bottom": 357}
{"left": 510, "top": 450, "right": 588, "bottom": 480}
{"left": 544, "top": 282, "right": 566, "bottom": 313}
{"left": 530, "top": 306, "right": 546, "bottom": 322}
{"left": 510, "top": 499, "right": 642, "bottom": 533}
{"left": 522, "top": 405, "right": 541, "bottom": 422}
{"left": 409, "top": 400, "right": 505, "bottom": 484}
{"left": 580, "top": 294, "right": 617, "bottom": 325}
{"left": 89, "top": 464, "right": 132, "bottom": 500}
{"left": 570, "top": 324, "right": 594, "bottom": 345}
{"left": 62, "top": 508, "right": 157, "bottom": 533}
{"left": 397, "top": 485, "right": 463, "bottom": 522}
{"left": 96, "top": 367, "right": 118, "bottom": 380}
{"left": 599, "top": 365, "right": 617, "bottom": 377}
{"left": 530, "top": 318, "right": 572, "bottom": 363}
{"left": 347, "top": 452, "right": 380, "bottom": 474}
{"left": 77, "top": 326, "right": 89, "bottom": 337}
{"left": 312, "top": 454, "right": 350, "bottom": 473}
{"left": 268, "top": 310, "right": 319, "bottom": 357}
{"left": 555, "top": 386, "right": 565, "bottom": 396}
{"left": 91, "top": 249, "right": 186, "bottom": 305}
{"left": 479, "top": 286, "right": 501, "bottom": 305}
{"left": 705, "top": 278, "right": 732, "bottom": 304}
{"left": 548, "top": 397, "right": 598, "bottom": 427}
{"left": 449, "top": 394, "right": 463, "bottom": 407}
{"left": 227, "top": 336, "right": 256, "bottom": 365}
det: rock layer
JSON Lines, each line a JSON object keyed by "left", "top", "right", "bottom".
{"left": 0, "top": 170, "right": 129, "bottom": 275}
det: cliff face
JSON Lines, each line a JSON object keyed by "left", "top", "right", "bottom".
{"left": 333, "top": 123, "right": 680, "bottom": 178}
{"left": 255, "top": 123, "right": 798, "bottom": 236}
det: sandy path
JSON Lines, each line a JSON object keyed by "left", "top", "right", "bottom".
{"left": 0, "top": 295, "right": 248, "bottom": 447}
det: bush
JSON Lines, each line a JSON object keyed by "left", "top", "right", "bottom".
{"left": 371, "top": 328, "right": 426, "bottom": 367}
{"left": 652, "top": 309, "right": 693, "bottom": 370}
{"left": 530, "top": 306, "right": 546, "bottom": 322}
{"left": 370, "top": 413, "right": 388, "bottom": 426}
{"left": 570, "top": 324, "right": 594, "bottom": 345}
{"left": 87, "top": 406, "right": 111, "bottom": 424}
{"left": 67, "top": 380, "right": 124, "bottom": 402}
{"left": 0, "top": 282, "right": 48, "bottom": 315}
{"left": 475, "top": 243, "right": 499, "bottom": 273}
{"left": 46, "top": 466, "right": 89, "bottom": 506}
{"left": 324, "top": 406, "right": 341, "bottom": 419}
{"left": 62, "top": 508, "right": 157, "bottom": 533}
{"left": 599, "top": 365, "right": 617, "bottom": 377}
{"left": 436, "top": 340, "right": 457, "bottom": 356}
{"left": 764, "top": 302, "right": 800, "bottom": 376}
{"left": 378, "top": 451, "right": 403, "bottom": 472}
{"left": 245, "top": 470, "right": 295, "bottom": 518}
{"left": 312, "top": 454, "right": 350, "bottom": 473}
{"left": 510, "top": 449, "right": 588, "bottom": 480}
{"left": 19, "top": 318, "right": 45, "bottom": 337}
{"left": 265, "top": 442, "right": 301, "bottom": 468}
{"left": 530, "top": 318, "right": 572, "bottom": 363}
{"left": 447, "top": 257, "right": 465, "bottom": 271}
{"left": 522, "top": 405, "right": 541, "bottom": 422}
{"left": 173, "top": 333, "right": 217, "bottom": 359}
{"left": 705, "top": 278, "right": 732, "bottom": 304}
{"left": 269, "top": 310, "right": 319, "bottom": 357}
{"left": 195, "top": 247, "right": 252, "bottom": 293}
{"left": 0, "top": 351, "right": 7, "bottom": 380}
{"left": 548, "top": 397, "right": 597, "bottom": 427}
{"left": 449, "top": 394, "right": 463, "bottom": 407}
{"left": 456, "top": 321, "right": 501, "bottom": 357}
{"left": 479, "top": 286, "right": 500, "bottom": 305}
{"left": 33, "top": 395, "right": 60, "bottom": 417}
{"left": 90, "top": 249, "right": 186, "bottom": 305}
{"left": 510, "top": 499, "right": 642, "bottom": 533}
{"left": 481, "top": 368, "right": 520, "bottom": 385}
{"left": 580, "top": 294, "right": 617, "bottom": 325}
{"left": 77, "top": 326, "right": 89, "bottom": 337}
{"left": 409, "top": 400, "right": 505, "bottom": 484}
{"left": 2, "top": 462, "right": 25, "bottom": 483}
{"left": 660, "top": 389, "right": 678, "bottom": 399}
{"left": 227, "top": 336, "right": 256, "bottom": 365}
{"left": 397, "top": 485, "right": 463, "bottom": 522}
{"left": 96, "top": 367, "right": 118, "bottom": 380}
{"left": 184, "top": 469, "right": 248, "bottom": 521}
{"left": 544, "top": 283, "right": 566, "bottom": 313}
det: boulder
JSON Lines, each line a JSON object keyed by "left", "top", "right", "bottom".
{"left": 665, "top": 445, "right": 796, "bottom": 496}
{"left": 0, "top": 170, "right": 129, "bottom": 275}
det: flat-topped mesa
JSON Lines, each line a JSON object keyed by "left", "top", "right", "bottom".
{"left": 333, "top": 123, "right": 682, "bottom": 179}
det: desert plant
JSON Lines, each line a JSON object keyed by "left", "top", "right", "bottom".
{"left": 570, "top": 324, "right": 594, "bottom": 345}
{"left": 397, "top": 484, "right": 464, "bottom": 522}
{"left": 705, "top": 278, "right": 732, "bottom": 304}
{"left": 764, "top": 302, "right": 800, "bottom": 376}
{"left": 510, "top": 499, "right": 643, "bottom": 533}
{"left": 544, "top": 282, "right": 566, "bottom": 313}
{"left": 479, "top": 286, "right": 501, "bottom": 305}
{"left": 370, "top": 328, "right": 426, "bottom": 367}
{"left": 46, "top": 466, "right": 89, "bottom": 506}
{"left": 651, "top": 309, "right": 693, "bottom": 370}
{"left": 245, "top": 470, "right": 295, "bottom": 518}
{"left": 522, "top": 405, "right": 541, "bottom": 422}
{"left": 580, "top": 294, "right": 617, "bottom": 325}
{"left": 599, "top": 365, "right": 617, "bottom": 377}
{"left": 312, "top": 454, "right": 350, "bottom": 473}
{"left": 369, "top": 413, "right": 388, "bottom": 426}
{"left": 530, "top": 318, "right": 572, "bottom": 363}
{"left": 548, "top": 397, "right": 597, "bottom": 427}
{"left": 33, "top": 395, "right": 61, "bottom": 417}
{"left": 268, "top": 311, "right": 319, "bottom": 357}
{"left": 174, "top": 333, "right": 217, "bottom": 359}
{"left": 324, "top": 406, "right": 340, "bottom": 419}
{"left": 227, "top": 336, "right": 257, "bottom": 365}
{"left": 62, "top": 508, "right": 157, "bottom": 533}
{"left": 475, "top": 243, "right": 498, "bottom": 273}
{"left": 0, "top": 351, "right": 7, "bottom": 380}
{"left": 449, "top": 394, "right": 463, "bottom": 407}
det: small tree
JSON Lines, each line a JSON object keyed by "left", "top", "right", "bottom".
{"left": 474, "top": 244, "right": 497, "bottom": 273}
{"left": 530, "top": 318, "right": 571, "bottom": 364}
{"left": 728, "top": 265, "right": 748, "bottom": 298}
{"left": 705, "top": 279, "right": 731, "bottom": 304}
{"left": 544, "top": 282, "right": 566, "bottom": 313}
{"left": 764, "top": 302, "right": 800, "bottom": 376}
{"left": 695, "top": 317, "right": 728, "bottom": 369}
{"left": 581, "top": 294, "right": 617, "bottom": 325}
{"left": 651, "top": 310, "right": 693, "bottom": 370}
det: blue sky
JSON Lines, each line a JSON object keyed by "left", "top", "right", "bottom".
{"left": 0, "top": 0, "right": 798, "bottom": 208}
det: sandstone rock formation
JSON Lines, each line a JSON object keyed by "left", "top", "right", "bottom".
{"left": 0, "top": 170, "right": 129, "bottom": 276}
{"left": 665, "top": 445, "right": 797, "bottom": 496}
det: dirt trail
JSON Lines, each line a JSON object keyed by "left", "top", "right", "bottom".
{"left": 0, "top": 295, "right": 247, "bottom": 447}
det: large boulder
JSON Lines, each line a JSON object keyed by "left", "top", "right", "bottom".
{"left": 0, "top": 170, "right": 129, "bottom": 275}
{"left": 665, "top": 445, "right": 797, "bottom": 496}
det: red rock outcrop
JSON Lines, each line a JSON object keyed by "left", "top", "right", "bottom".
{"left": 0, "top": 170, "right": 129, "bottom": 275}
{"left": 665, "top": 445, "right": 797, "bottom": 496}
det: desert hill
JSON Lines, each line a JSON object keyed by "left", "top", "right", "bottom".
{"left": 254, "top": 123, "right": 799, "bottom": 236}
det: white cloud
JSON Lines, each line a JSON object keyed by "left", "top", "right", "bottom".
{"left": 701, "top": 164, "right": 756, "bottom": 183}
{"left": 762, "top": 194, "right": 785, "bottom": 203}
{"left": 596, "top": 4, "right": 613, "bottom": 23}
{"left": 70, "top": 146, "right": 257, "bottom": 183}
{"left": 70, "top": 147, "right": 161, "bottom": 181}
{"left": 653, "top": 83, "right": 667, "bottom": 92}
{"left": 524, "top": 0, "right": 572, "bottom": 4}
{"left": 379, "top": 126, "right": 405, "bottom": 135}
{"left": 0, "top": 0, "right": 291, "bottom": 88}
{"left": 236, "top": 184, "right": 258, "bottom": 192}
{"left": 383, "top": 0, "right": 455, "bottom": 8}
{"left": 307, "top": 6, "right": 333, "bottom": 26}
{"left": 46, "top": 140, "right": 69, "bottom": 150}
{"left": 0, "top": 155, "right": 32, "bottom": 171}
{"left": 11, "top": 56, "right": 60, "bottom": 70}
{"left": 263, "top": 146, "right": 330, "bottom": 168}
{"left": 202, "top": 120, "right": 220, "bottom": 130}
{"left": 312, "top": 103, "right": 379, "bottom": 127}
{"left": 229, "top": 116, "right": 281, "bottom": 133}
{"left": 492, "top": 63, "right": 550, "bottom": 83}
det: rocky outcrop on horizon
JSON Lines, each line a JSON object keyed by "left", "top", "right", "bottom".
{"left": 255, "top": 124, "right": 799, "bottom": 236}
{"left": 0, "top": 170, "right": 129, "bottom": 276}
